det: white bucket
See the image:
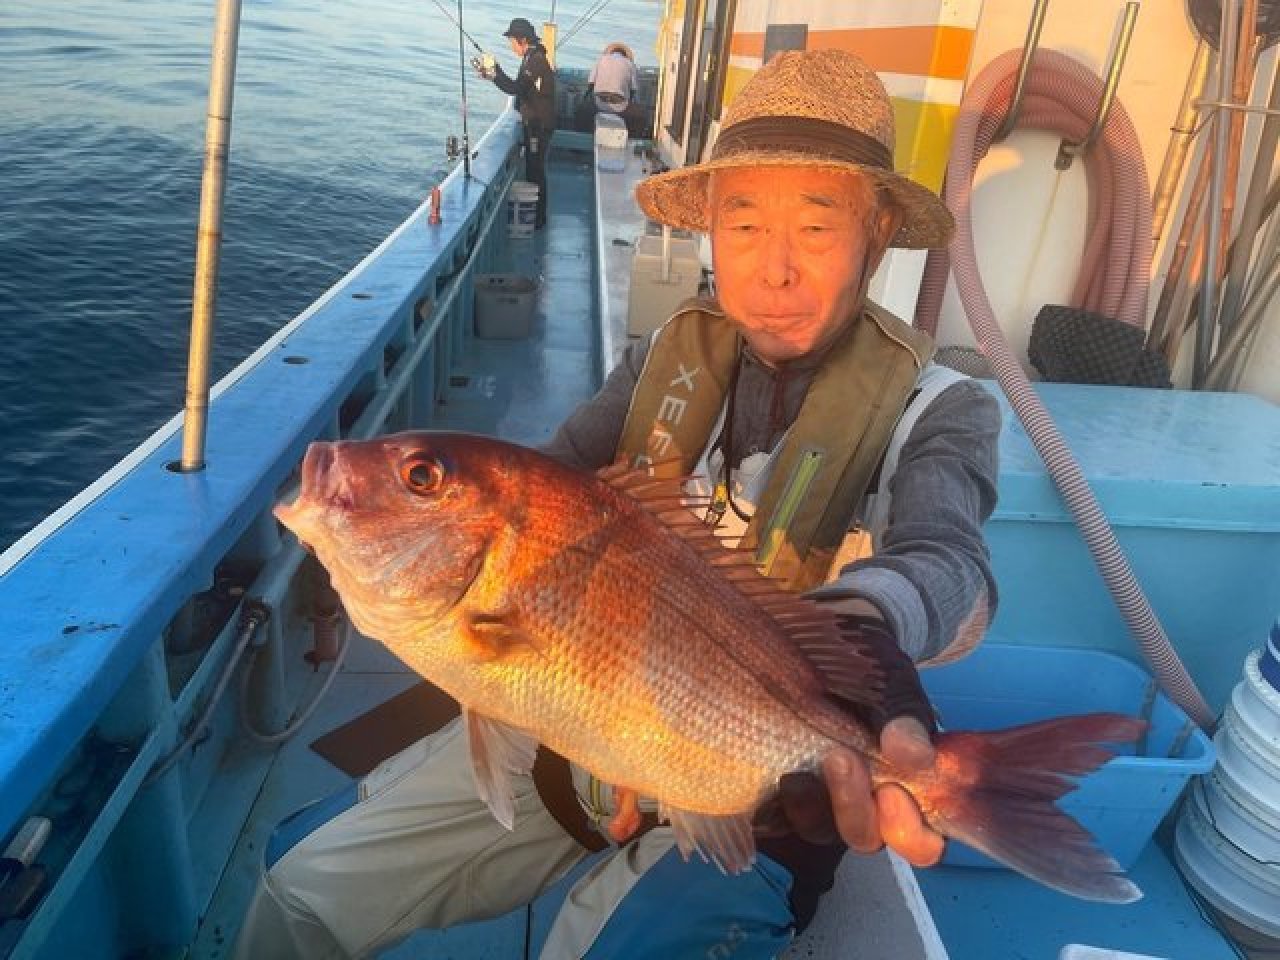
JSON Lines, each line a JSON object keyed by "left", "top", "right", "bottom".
{"left": 1174, "top": 780, "right": 1280, "bottom": 939}
{"left": 1173, "top": 645, "right": 1280, "bottom": 945}
{"left": 507, "top": 180, "right": 540, "bottom": 239}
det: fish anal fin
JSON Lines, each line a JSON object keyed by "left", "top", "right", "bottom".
{"left": 464, "top": 710, "right": 540, "bottom": 830}
{"left": 662, "top": 806, "right": 757, "bottom": 875}
{"left": 459, "top": 608, "right": 535, "bottom": 662}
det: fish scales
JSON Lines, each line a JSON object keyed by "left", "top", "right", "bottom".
{"left": 441, "top": 459, "right": 849, "bottom": 813}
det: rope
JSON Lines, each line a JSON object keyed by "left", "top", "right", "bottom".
{"left": 916, "top": 48, "right": 1215, "bottom": 731}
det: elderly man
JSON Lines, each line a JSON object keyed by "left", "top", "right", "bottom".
{"left": 234, "top": 49, "right": 998, "bottom": 960}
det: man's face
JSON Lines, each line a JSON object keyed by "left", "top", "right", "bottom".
{"left": 708, "top": 165, "right": 901, "bottom": 365}
{"left": 507, "top": 37, "right": 525, "bottom": 55}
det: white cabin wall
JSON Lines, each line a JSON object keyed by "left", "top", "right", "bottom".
{"left": 913, "top": 0, "right": 1278, "bottom": 403}
{"left": 921, "top": 0, "right": 1199, "bottom": 361}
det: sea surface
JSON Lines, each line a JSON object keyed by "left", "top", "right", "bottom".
{"left": 0, "top": 0, "right": 657, "bottom": 552}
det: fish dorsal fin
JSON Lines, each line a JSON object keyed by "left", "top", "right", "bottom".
{"left": 606, "top": 467, "right": 883, "bottom": 707}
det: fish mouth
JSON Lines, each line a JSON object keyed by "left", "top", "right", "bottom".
{"left": 274, "top": 441, "right": 355, "bottom": 538}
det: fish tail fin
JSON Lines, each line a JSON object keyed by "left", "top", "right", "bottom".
{"left": 917, "top": 713, "right": 1145, "bottom": 904}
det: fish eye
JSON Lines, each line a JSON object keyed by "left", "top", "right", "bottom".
{"left": 399, "top": 454, "right": 445, "bottom": 496}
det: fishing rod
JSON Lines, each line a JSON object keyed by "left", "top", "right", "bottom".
{"left": 429, "top": 0, "right": 483, "bottom": 53}
{"left": 558, "top": 0, "right": 615, "bottom": 50}
{"left": 455, "top": 0, "right": 472, "bottom": 178}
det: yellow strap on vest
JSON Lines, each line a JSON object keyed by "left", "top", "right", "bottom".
{"left": 619, "top": 299, "right": 933, "bottom": 591}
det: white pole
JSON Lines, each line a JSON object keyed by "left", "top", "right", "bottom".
{"left": 180, "top": 0, "right": 243, "bottom": 471}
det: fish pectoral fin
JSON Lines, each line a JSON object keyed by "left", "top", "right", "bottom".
{"left": 464, "top": 709, "right": 540, "bottom": 830}
{"left": 660, "top": 804, "right": 757, "bottom": 875}
{"left": 458, "top": 608, "right": 536, "bottom": 662}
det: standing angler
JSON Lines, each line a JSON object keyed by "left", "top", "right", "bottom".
{"left": 479, "top": 17, "right": 555, "bottom": 229}
{"left": 236, "top": 50, "right": 1138, "bottom": 960}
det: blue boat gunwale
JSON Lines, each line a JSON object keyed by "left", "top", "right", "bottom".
{"left": 0, "top": 107, "right": 526, "bottom": 843}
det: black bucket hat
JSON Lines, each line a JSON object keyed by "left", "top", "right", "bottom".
{"left": 502, "top": 18, "right": 539, "bottom": 41}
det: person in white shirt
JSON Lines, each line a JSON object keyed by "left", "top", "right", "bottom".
{"left": 576, "top": 42, "right": 648, "bottom": 137}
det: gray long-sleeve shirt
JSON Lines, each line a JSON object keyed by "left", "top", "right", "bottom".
{"left": 541, "top": 337, "right": 1001, "bottom": 663}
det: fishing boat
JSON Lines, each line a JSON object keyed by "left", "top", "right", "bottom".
{"left": 2, "top": 0, "right": 1279, "bottom": 957}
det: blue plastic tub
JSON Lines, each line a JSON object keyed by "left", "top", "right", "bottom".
{"left": 921, "top": 643, "right": 1216, "bottom": 870}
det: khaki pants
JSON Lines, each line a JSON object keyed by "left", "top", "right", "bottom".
{"left": 233, "top": 718, "right": 591, "bottom": 959}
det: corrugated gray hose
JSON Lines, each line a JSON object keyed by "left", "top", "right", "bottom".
{"left": 915, "top": 48, "right": 1215, "bottom": 731}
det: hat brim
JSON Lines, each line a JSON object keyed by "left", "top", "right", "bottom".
{"left": 635, "top": 153, "right": 954, "bottom": 250}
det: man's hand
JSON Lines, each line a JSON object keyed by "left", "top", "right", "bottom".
{"left": 823, "top": 721, "right": 944, "bottom": 866}
{"left": 756, "top": 601, "right": 946, "bottom": 866}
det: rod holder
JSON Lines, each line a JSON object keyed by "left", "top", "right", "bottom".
{"left": 1056, "top": 1, "right": 1142, "bottom": 170}
{"left": 994, "top": 0, "right": 1051, "bottom": 142}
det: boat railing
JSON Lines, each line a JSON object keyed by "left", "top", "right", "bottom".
{"left": 0, "top": 105, "right": 524, "bottom": 956}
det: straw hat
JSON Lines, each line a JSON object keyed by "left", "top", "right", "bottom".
{"left": 635, "top": 49, "right": 954, "bottom": 249}
{"left": 604, "top": 42, "right": 634, "bottom": 60}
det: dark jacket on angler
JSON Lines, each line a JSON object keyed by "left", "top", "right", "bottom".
{"left": 494, "top": 42, "right": 556, "bottom": 132}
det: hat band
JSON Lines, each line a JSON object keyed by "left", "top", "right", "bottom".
{"left": 711, "top": 116, "right": 893, "bottom": 172}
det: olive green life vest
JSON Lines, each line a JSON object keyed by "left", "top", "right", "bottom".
{"left": 617, "top": 298, "right": 934, "bottom": 591}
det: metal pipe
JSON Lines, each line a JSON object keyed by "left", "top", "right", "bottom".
{"left": 1218, "top": 50, "right": 1280, "bottom": 336}
{"left": 179, "top": 0, "right": 243, "bottom": 471}
{"left": 144, "top": 599, "right": 269, "bottom": 786}
{"left": 456, "top": 0, "right": 472, "bottom": 179}
{"left": 1195, "top": 98, "right": 1280, "bottom": 115}
{"left": 1152, "top": 40, "right": 1213, "bottom": 248}
{"left": 1243, "top": 171, "right": 1280, "bottom": 296}
{"left": 1148, "top": 128, "right": 1212, "bottom": 353}
{"left": 1056, "top": 1, "right": 1141, "bottom": 169}
{"left": 994, "top": 0, "right": 1050, "bottom": 142}
{"left": 1162, "top": 173, "right": 1280, "bottom": 365}
{"left": 1204, "top": 247, "right": 1280, "bottom": 387}
{"left": 1214, "top": 2, "right": 1260, "bottom": 291}
{"left": 661, "top": 225, "right": 672, "bottom": 284}
{"left": 1195, "top": 0, "right": 1240, "bottom": 386}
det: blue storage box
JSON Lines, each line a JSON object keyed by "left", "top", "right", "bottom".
{"left": 982, "top": 383, "right": 1280, "bottom": 715}
{"left": 921, "top": 643, "right": 1215, "bottom": 870}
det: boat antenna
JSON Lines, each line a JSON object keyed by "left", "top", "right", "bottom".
{"left": 455, "top": 0, "right": 472, "bottom": 178}
{"left": 428, "top": 0, "right": 484, "bottom": 54}
{"left": 179, "top": 0, "right": 244, "bottom": 472}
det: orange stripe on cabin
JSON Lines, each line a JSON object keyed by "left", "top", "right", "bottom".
{"left": 728, "top": 25, "right": 973, "bottom": 81}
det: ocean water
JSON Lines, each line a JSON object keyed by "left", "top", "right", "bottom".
{"left": 0, "top": 0, "right": 657, "bottom": 552}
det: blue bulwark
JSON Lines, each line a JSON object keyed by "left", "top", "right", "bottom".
{"left": 0, "top": 112, "right": 523, "bottom": 843}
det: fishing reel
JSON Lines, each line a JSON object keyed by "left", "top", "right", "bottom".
{"left": 470, "top": 52, "right": 497, "bottom": 80}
